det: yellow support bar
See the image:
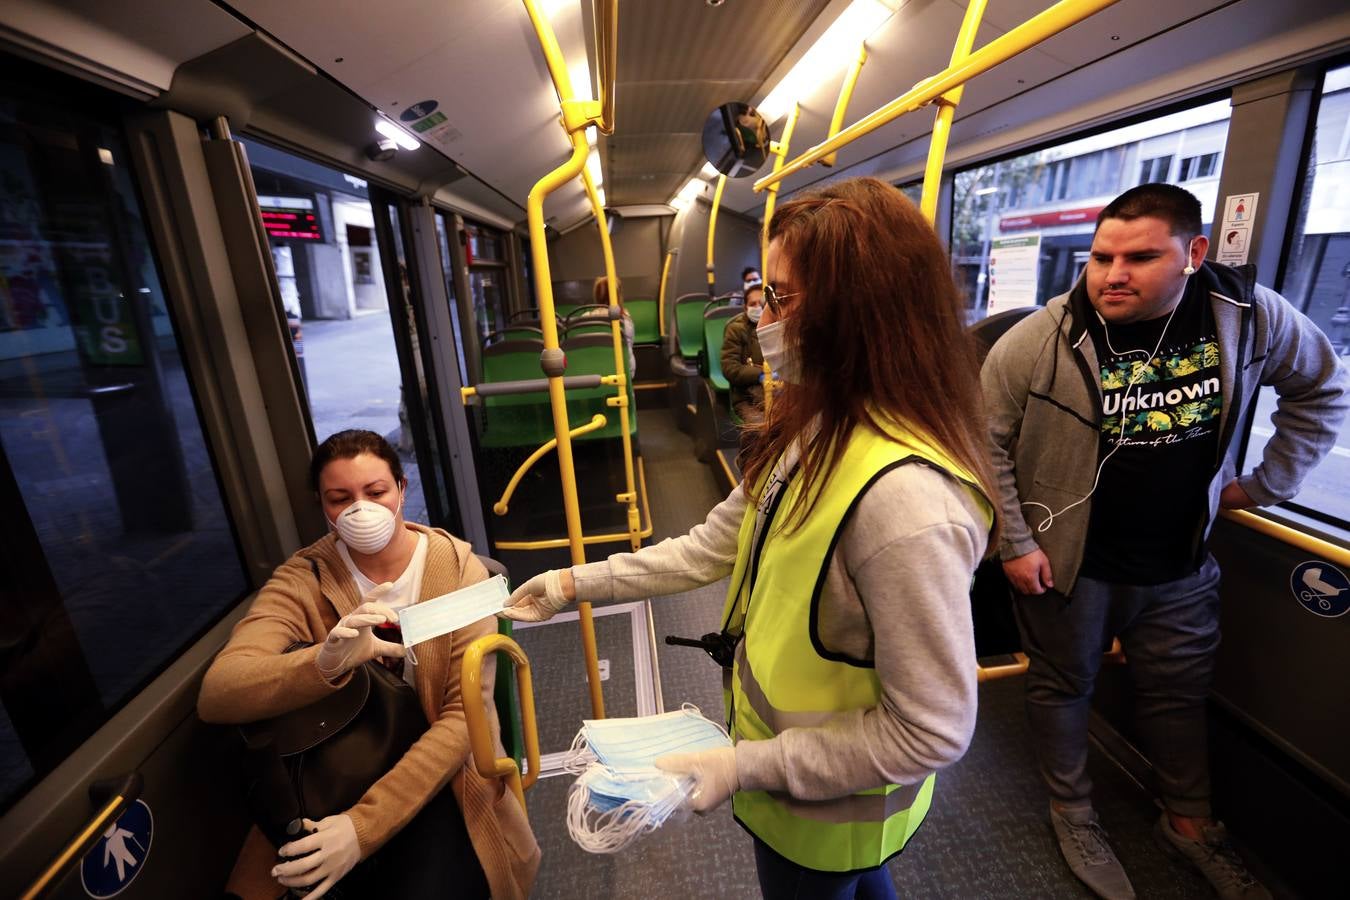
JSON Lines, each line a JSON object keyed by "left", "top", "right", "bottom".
{"left": 760, "top": 103, "right": 801, "bottom": 270}
{"left": 822, "top": 44, "right": 869, "bottom": 168}
{"left": 593, "top": 0, "right": 618, "bottom": 134}
{"left": 462, "top": 634, "right": 541, "bottom": 811}
{"left": 583, "top": 165, "right": 643, "bottom": 551}
{"left": 521, "top": 0, "right": 608, "bottom": 719}
{"left": 657, "top": 248, "right": 674, "bottom": 338}
{"left": 919, "top": 0, "right": 986, "bottom": 224}
{"left": 493, "top": 415, "right": 608, "bottom": 515}
{"left": 977, "top": 638, "right": 1124, "bottom": 682}
{"left": 495, "top": 457, "right": 654, "bottom": 551}
{"left": 1221, "top": 509, "right": 1350, "bottom": 567}
{"left": 754, "top": 0, "right": 1123, "bottom": 192}
{"left": 706, "top": 173, "right": 727, "bottom": 295}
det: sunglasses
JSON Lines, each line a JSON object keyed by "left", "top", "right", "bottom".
{"left": 763, "top": 283, "right": 801, "bottom": 316}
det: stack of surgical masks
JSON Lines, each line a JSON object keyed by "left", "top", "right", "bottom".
{"left": 564, "top": 705, "right": 731, "bottom": 853}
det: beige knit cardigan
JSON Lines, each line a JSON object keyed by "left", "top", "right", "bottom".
{"left": 199, "top": 524, "right": 540, "bottom": 899}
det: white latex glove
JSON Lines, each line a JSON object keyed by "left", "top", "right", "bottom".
{"left": 315, "top": 584, "right": 404, "bottom": 681}
{"left": 272, "top": 814, "right": 361, "bottom": 898}
{"left": 655, "top": 745, "right": 739, "bottom": 813}
{"left": 499, "top": 569, "right": 573, "bottom": 623}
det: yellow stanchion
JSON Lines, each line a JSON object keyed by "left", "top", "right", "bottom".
{"left": 706, "top": 173, "right": 727, "bottom": 296}
{"left": 657, "top": 248, "right": 674, "bottom": 338}
{"left": 463, "top": 634, "right": 541, "bottom": 811}
{"left": 753, "top": 0, "right": 1123, "bottom": 193}
{"left": 582, "top": 167, "right": 643, "bottom": 551}
{"left": 760, "top": 103, "right": 801, "bottom": 271}
{"left": 822, "top": 44, "right": 869, "bottom": 168}
{"left": 918, "top": 0, "right": 986, "bottom": 224}
{"left": 521, "top": 0, "right": 616, "bottom": 719}
{"left": 493, "top": 414, "right": 608, "bottom": 515}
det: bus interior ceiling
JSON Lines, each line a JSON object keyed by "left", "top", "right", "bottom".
{"left": 0, "top": 0, "right": 1348, "bottom": 898}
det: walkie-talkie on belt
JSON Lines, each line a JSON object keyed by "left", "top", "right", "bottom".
{"left": 664, "top": 631, "right": 739, "bottom": 669}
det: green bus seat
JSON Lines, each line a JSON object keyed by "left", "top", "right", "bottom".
{"left": 562, "top": 333, "right": 636, "bottom": 441}
{"left": 479, "top": 338, "right": 552, "bottom": 448}
{"left": 675, "top": 293, "right": 713, "bottom": 359}
{"left": 487, "top": 325, "right": 544, "bottom": 344}
{"left": 563, "top": 319, "right": 613, "bottom": 339}
{"left": 626, "top": 298, "right": 659, "bottom": 344}
{"left": 703, "top": 305, "right": 741, "bottom": 392}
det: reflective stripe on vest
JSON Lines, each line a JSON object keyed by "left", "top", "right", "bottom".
{"left": 722, "top": 420, "right": 991, "bottom": 872}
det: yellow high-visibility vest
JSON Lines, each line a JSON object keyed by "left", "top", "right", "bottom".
{"left": 722, "top": 419, "right": 991, "bottom": 872}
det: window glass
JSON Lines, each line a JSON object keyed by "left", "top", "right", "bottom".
{"left": 242, "top": 139, "right": 426, "bottom": 520}
{"left": 464, "top": 222, "right": 504, "bottom": 262}
{"left": 0, "top": 65, "right": 248, "bottom": 810}
{"left": 433, "top": 213, "right": 469, "bottom": 385}
{"left": 898, "top": 181, "right": 923, "bottom": 206}
{"left": 953, "top": 99, "right": 1232, "bottom": 319}
{"left": 469, "top": 266, "right": 507, "bottom": 341}
{"left": 1245, "top": 64, "right": 1350, "bottom": 528}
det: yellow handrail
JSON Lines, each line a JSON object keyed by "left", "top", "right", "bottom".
{"left": 822, "top": 44, "right": 868, "bottom": 168}
{"left": 593, "top": 0, "right": 617, "bottom": 134}
{"left": 582, "top": 166, "right": 642, "bottom": 551}
{"left": 1220, "top": 509, "right": 1350, "bottom": 567}
{"left": 462, "top": 634, "right": 540, "bottom": 811}
{"left": 493, "top": 414, "right": 608, "bottom": 515}
{"left": 760, "top": 103, "right": 801, "bottom": 270}
{"left": 753, "top": 0, "right": 1123, "bottom": 192}
{"left": 706, "top": 173, "right": 727, "bottom": 295}
{"left": 521, "top": 0, "right": 609, "bottom": 718}
{"left": 657, "top": 249, "right": 674, "bottom": 337}
{"left": 496, "top": 457, "right": 654, "bottom": 551}
{"left": 976, "top": 638, "right": 1124, "bottom": 682}
{"left": 919, "top": 0, "right": 986, "bottom": 224}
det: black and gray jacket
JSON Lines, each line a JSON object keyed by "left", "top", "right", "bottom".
{"left": 980, "top": 261, "right": 1348, "bottom": 594}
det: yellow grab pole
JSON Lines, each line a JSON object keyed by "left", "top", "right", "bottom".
{"left": 822, "top": 44, "right": 868, "bottom": 167}
{"left": 760, "top": 103, "right": 801, "bottom": 270}
{"left": 754, "top": 0, "right": 1123, "bottom": 192}
{"left": 463, "top": 634, "right": 541, "bottom": 810}
{"left": 522, "top": 0, "right": 607, "bottom": 718}
{"left": 493, "top": 414, "right": 608, "bottom": 515}
{"left": 919, "top": 0, "right": 986, "bottom": 224}
{"left": 583, "top": 167, "right": 642, "bottom": 551}
{"left": 657, "top": 248, "right": 674, "bottom": 337}
{"left": 706, "top": 173, "right": 727, "bottom": 296}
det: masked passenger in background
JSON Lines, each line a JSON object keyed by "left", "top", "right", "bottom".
{"left": 199, "top": 430, "right": 539, "bottom": 900}
{"left": 721, "top": 283, "right": 767, "bottom": 425}
{"left": 504, "top": 177, "right": 999, "bottom": 899}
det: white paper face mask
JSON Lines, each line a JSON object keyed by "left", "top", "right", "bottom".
{"left": 756, "top": 319, "right": 798, "bottom": 383}
{"left": 331, "top": 497, "right": 400, "bottom": 555}
{"left": 745, "top": 303, "right": 763, "bottom": 324}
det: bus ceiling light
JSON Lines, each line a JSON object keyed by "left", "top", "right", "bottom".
{"left": 700, "top": 162, "right": 719, "bottom": 179}
{"left": 587, "top": 147, "right": 604, "bottom": 185}
{"left": 757, "top": 0, "right": 897, "bottom": 123}
{"left": 374, "top": 118, "right": 420, "bottom": 151}
{"left": 669, "top": 177, "right": 707, "bottom": 208}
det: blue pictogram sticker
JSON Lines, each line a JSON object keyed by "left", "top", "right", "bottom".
{"left": 80, "top": 799, "right": 152, "bottom": 898}
{"left": 1290, "top": 561, "right": 1350, "bottom": 619}
{"left": 400, "top": 100, "right": 438, "bottom": 122}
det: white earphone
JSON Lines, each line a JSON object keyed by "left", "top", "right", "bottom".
{"left": 1183, "top": 265, "right": 1196, "bottom": 275}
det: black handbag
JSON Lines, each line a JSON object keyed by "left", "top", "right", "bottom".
{"left": 238, "top": 563, "right": 428, "bottom": 849}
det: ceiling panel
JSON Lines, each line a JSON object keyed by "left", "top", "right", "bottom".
{"left": 617, "top": 0, "right": 832, "bottom": 83}
{"left": 610, "top": 172, "right": 686, "bottom": 207}
{"left": 616, "top": 80, "right": 761, "bottom": 135}
{"left": 608, "top": 134, "right": 703, "bottom": 176}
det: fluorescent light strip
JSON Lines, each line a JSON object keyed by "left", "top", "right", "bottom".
{"left": 374, "top": 118, "right": 420, "bottom": 151}
{"left": 757, "top": 0, "right": 895, "bottom": 124}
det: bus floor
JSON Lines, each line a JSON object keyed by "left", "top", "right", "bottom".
{"left": 515, "top": 408, "right": 1292, "bottom": 899}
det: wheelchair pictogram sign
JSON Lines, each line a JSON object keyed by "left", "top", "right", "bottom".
{"left": 1290, "top": 561, "right": 1350, "bottom": 619}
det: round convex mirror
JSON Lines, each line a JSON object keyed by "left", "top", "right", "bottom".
{"left": 701, "top": 102, "right": 770, "bottom": 177}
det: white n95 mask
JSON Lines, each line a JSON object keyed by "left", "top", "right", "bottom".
{"left": 331, "top": 498, "right": 399, "bottom": 555}
{"left": 756, "top": 319, "right": 798, "bottom": 383}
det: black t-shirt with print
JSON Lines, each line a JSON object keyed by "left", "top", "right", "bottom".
{"left": 1080, "top": 280, "right": 1221, "bottom": 584}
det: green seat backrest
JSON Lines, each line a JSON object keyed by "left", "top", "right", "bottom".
{"left": 480, "top": 339, "right": 552, "bottom": 448}
{"left": 491, "top": 325, "right": 543, "bottom": 343}
{"left": 553, "top": 302, "right": 581, "bottom": 319}
{"left": 495, "top": 616, "right": 523, "bottom": 766}
{"left": 563, "top": 320, "right": 612, "bottom": 340}
{"left": 675, "top": 294, "right": 712, "bottom": 358}
{"left": 562, "top": 334, "right": 636, "bottom": 441}
{"left": 626, "top": 298, "right": 659, "bottom": 344}
{"left": 703, "top": 306, "right": 740, "bottom": 392}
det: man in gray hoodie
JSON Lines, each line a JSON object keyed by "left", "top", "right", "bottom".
{"left": 980, "top": 183, "right": 1347, "bottom": 900}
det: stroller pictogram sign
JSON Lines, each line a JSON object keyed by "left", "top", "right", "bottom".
{"left": 1290, "top": 561, "right": 1350, "bottom": 618}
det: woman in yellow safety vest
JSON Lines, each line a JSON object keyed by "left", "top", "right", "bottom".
{"left": 504, "top": 177, "right": 999, "bottom": 898}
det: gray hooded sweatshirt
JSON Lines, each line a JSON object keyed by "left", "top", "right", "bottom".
{"left": 980, "top": 260, "right": 1348, "bottom": 595}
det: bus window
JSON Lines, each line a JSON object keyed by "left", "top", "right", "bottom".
{"left": 1245, "top": 63, "right": 1350, "bottom": 531}
{"left": 953, "top": 99, "right": 1233, "bottom": 319}
{"left": 0, "top": 65, "right": 249, "bottom": 811}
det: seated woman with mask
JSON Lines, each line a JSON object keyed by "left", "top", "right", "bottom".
{"left": 720, "top": 282, "right": 767, "bottom": 424}
{"left": 199, "top": 429, "right": 539, "bottom": 900}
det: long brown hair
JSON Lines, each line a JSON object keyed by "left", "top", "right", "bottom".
{"left": 743, "top": 177, "right": 998, "bottom": 543}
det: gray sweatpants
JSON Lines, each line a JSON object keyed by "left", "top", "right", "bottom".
{"left": 1013, "top": 556, "right": 1221, "bottom": 818}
